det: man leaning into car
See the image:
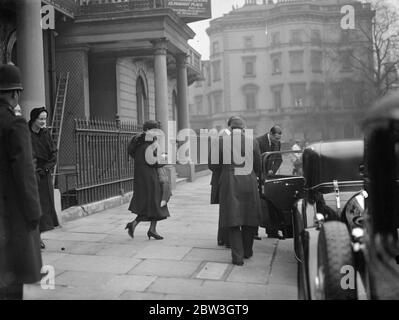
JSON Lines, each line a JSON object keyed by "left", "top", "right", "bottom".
{"left": 256, "top": 125, "right": 285, "bottom": 239}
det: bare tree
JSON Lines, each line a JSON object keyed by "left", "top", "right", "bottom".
{"left": 349, "top": 0, "right": 399, "bottom": 98}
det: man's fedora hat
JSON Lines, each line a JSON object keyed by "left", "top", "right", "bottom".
{"left": 0, "top": 64, "right": 23, "bottom": 91}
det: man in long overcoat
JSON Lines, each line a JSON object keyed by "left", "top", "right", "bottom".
{"left": 0, "top": 64, "right": 43, "bottom": 300}
{"left": 212, "top": 116, "right": 262, "bottom": 265}
{"left": 209, "top": 117, "right": 239, "bottom": 248}
{"left": 256, "top": 125, "right": 284, "bottom": 239}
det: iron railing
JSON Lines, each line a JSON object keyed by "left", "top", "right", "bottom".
{"left": 74, "top": 118, "right": 142, "bottom": 206}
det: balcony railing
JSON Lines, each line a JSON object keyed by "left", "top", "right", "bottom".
{"left": 44, "top": 0, "right": 79, "bottom": 17}
{"left": 78, "top": 0, "right": 166, "bottom": 15}
{"left": 188, "top": 46, "right": 202, "bottom": 72}
{"left": 267, "top": 105, "right": 364, "bottom": 115}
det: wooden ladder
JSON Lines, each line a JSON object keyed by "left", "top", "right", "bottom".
{"left": 51, "top": 72, "right": 69, "bottom": 184}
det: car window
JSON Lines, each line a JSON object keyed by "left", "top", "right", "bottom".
{"left": 263, "top": 150, "right": 303, "bottom": 178}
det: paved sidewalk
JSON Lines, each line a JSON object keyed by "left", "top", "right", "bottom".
{"left": 24, "top": 174, "right": 297, "bottom": 300}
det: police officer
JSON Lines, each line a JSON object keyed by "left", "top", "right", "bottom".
{"left": 0, "top": 64, "right": 43, "bottom": 300}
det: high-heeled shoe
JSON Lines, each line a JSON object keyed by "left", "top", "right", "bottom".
{"left": 125, "top": 220, "right": 139, "bottom": 239}
{"left": 40, "top": 240, "right": 45, "bottom": 249}
{"left": 125, "top": 222, "right": 134, "bottom": 238}
{"left": 147, "top": 231, "right": 164, "bottom": 240}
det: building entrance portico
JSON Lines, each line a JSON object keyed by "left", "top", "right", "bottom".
{"left": 53, "top": 7, "right": 201, "bottom": 171}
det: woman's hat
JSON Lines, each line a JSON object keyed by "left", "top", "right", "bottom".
{"left": 29, "top": 107, "right": 47, "bottom": 123}
{"left": 143, "top": 120, "right": 161, "bottom": 132}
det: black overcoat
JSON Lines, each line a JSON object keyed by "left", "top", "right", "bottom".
{"left": 208, "top": 129, "right": 231, "bottom": 205}
{"left": 128, "top": 133, "right": 170, "bottom": 221}
{"left": 30, "top": 128, "right": 59, "bottom": 232}
{"left": 214, "top": 131, "right": 262, "bottom": 228}
{"left": 0, "top": 102, "right": 43, "bottom": 287}
{"left": 209, "top": 136, "right": 221, "bottom": 205}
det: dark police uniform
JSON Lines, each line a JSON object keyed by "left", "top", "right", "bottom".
{"left": 0, "top": 101, "right": 43, "bottom": 300}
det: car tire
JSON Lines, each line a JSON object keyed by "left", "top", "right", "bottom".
{"left": 316, "top": 221, "right": 357, "bottom": 300}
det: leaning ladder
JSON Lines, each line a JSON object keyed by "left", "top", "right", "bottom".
{"left": 51, "top": 72, "right": 69, "bottom": 185}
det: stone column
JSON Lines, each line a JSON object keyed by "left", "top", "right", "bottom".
{"left": 153, "top": 39, "right": 169, "bottom": 145}
{"left": 153, "top": 39, "right": 179, "bottom": 187}
{"left": 176, "top": 53, "right": 190, "bottom": 131}
{"left": 175, "top": 53, "right": 195, "bottom": 182}
{"left": 16, "top": 0, "right": 46, "bottom": 119}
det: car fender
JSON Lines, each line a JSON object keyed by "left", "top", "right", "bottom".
{"left": 302, "top": 201, "right": 317, "bottom": 229}
{"left": 304, "top": 228, "right": 320, "bottom": 300}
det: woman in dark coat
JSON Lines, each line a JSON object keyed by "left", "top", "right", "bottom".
{"left": 29, "top": 107, "right": 59, "bottom": 248}
{"left": 211, "top": 116, "right": 262, "bottom": 265}
{"left": 125, "top": 120, "right": 170, "bottom": 240}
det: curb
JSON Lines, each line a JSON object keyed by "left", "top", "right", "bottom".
{"left": 58, "top": 176, "right": 200, "bottom": 225}
{"left": 60, "top": 192, "right": 133, "bottom": 224}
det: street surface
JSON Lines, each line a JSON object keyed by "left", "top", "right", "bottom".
{"left": 25, "top": 174, "right": 297, "bottom": 300}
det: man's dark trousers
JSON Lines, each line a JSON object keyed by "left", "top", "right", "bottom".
{"left": 229, "top": 226, "right": 257, "bottom": 263}
{"left": 218, "top": 226, "right": 230, "bottom": 246}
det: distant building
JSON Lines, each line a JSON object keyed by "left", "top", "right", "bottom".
{"left": 189, "top": 0, "right": 375, "bottom": 143}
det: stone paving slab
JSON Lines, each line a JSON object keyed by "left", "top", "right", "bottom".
{"left": 200, "top": 280, "right": 269, "bottom": 300}
{"left": 147, "top": 278, "right": 205, "bottom": 297}
{"left": 226, "top": 265, "right": 269, "bottom": 285}
{"left": 96, "top": 244, "right": 138, "bottom": 257}
{"left": 183, "top": 248, "right": 232, "bottom": 263}
{"left": 54, "top": 271, "right": 115, "bottom": 287}
{"left": 63, "top": 225, "right": 121, "bottom": 234}
{"left": 268, "top": 262, "right": 298, "bottom": 286}
{"left": 196, "top": 262, "right": 230, "bottom": 280}
{"left": 134, "top": 245, "right": 192, "bottom": 260}
{"left": 101, "top": 275, "right": 157, "bottom": 294}
{"left": 265, "top": 283, "right": 298, "bottom": 300}
{"left": 42, "top": 252, "right": 69, "bottom": 265}
{"left": 27, "top": 174, "right": 298, "bottom": 300}
{"left": 128, "top": 260, "right": 201, "bottom": 278}
{"left": 51, "top": 254, "right": 142, "bottom": 274}
{"left": 24, "top": 284, "right": 121, "bottom": 300}
{"left": 41, "top": 232, "right": 108, "bottom": 242}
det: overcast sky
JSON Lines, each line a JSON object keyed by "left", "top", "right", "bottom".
{"left": 188, "top": 0, "right": 246, "bottom": 60}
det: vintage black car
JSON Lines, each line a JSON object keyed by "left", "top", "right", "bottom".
{"left": 355, "top": 93, "right": 399, "bottom": 299}
{"left": 261, "top": 94, "right": 399, "bottom": 300}
{"left": 299, "top": 140, "right": 364, "bottom": 300}
{"left": 261, "top": 140, "right": 364, "bottom": 300}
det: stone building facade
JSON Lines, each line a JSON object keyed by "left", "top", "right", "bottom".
{"left": 0, "top": 0, "right": 203, "bottom": 170}
{"left": 189, "top": 0, "right": 374, "bottom": 144}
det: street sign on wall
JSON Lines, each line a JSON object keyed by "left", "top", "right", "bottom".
{"left": 168, "top": 0, "right": 212, "bottom": 22}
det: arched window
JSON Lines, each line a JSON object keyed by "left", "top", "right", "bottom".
{"left": 136, "top": 76, "right": 149, "bottom": 125}
{"left": 6, "top": 30, "right": 17, "bottom": 64}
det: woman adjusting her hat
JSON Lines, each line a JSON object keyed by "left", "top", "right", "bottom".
{"left": 29, "top": 107, "right": 59, "bottom": 249}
